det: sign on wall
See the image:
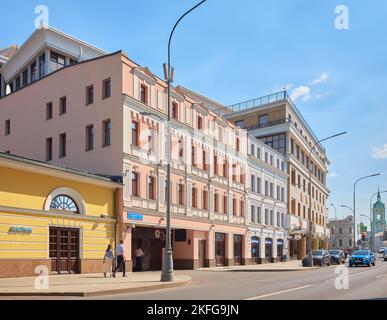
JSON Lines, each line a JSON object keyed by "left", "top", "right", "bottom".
{"left": 127, "top": 213, "right": 144, "bottom": 221}
{"left": 8, "top": 227, "right": 32, "bottom": 234}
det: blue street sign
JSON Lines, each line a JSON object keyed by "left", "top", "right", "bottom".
{"left": 127, "top": 213, "right": 144, "bottom": 221}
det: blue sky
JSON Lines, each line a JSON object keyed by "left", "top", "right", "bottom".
{"left": 1, "top": 0, "right": 386, "bottom": 228}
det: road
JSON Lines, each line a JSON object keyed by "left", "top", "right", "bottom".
{"left": 2, "top": 256, "right": 387, "bottom": 300}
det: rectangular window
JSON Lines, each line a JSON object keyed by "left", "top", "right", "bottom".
{"left": 257, "top": 177, "right": 261, "bottom": 194}
{"left": 265, "top": 209, "right": 269, "bottom": 225}
{"left": 175, "top": 229, "right": 187, "bottom": 242}
{"left": 103, "top": 78, "right": 111, "bottom": 99}
{"left": 172, "top": 102, "right": 179, "bottom": 120}
{"left": 46, "top": 137, "right": 53, "bottom": 161}
{"left": 202, "top": 150, "right": 208, "bottom": 171}
{"left": 59, "top": 96, "right": 67, "bottom": 115}
{"left": 131, "top": 121, "right": 139, "bottom": 146}
{"left": 22, "top": 69, "right": 28, "bottom": 86}
{"left": 214, "top": 193, "right": 219, "bottom": 213}
{"left": 265, "top": 181, "right": 269, "bottom": 196}
{"left": 192, "top": 146, "right": 196, "bottom": 167}
{"left": 236, "top": 138, "right": 240, "bottom": 152}
{"left": 240, "top": 200, "right": 244, "bottom": 217}
{"left": 214, "top": 155, "right": 218, "bottom": 175}
{"left": 251, "top": 206, "right": 256, "bottom": 223}
{"left": 31, "top": 61, "right": 37, "bottom": 82}
{"left": 86, "top": 85, "right": 94, "bottom": 105}
{"left": 46, "top": 102, "right": 53, "bottom": 120}
{"left": 251, "top": 144, "right": 255, "bottom": 156}
{"left": 233, "top": 198, "right": 237, "bottom": 216}
{"left": 223, "top": 195, "right": 228, "bottom": 214}
{"left": 179, "top": 140, "right": 184, "bottom": 159}
{"left": 197, "top": 116, "right": 203, "bottom": 130}
{"left": 5, "top": 120, "right": 10, "bottom": 136}
{"left": 148, "top": 176, "right": 156, "bottom": 200}
{"left": 178, "top": 184, "right": 184, "bottom": 206}
{"left": 103, "top": 119, "right": 111, "bottom": 147}
{"left": 59, "top": 133, "right": 66, "bottom": 158}
{"left": 259, "top": 114, "right": 268, "bottom": 127}
{"left": 15, "top": 76, "right": 21, "bottom": 90}
{"left": 140, "top": 83, "right": 148, "bottom": 104}
{"left": 257, "top": 207, "right": 261, "bottom": 223}
{"left": 203, "top": 190, "right": 208, "bottom": 210}
{"left": 132, "top": 172, "right": 139, "bottom": 197}
{"left": 85, "top": 125, "right": 94, "bottom": 151}
{"left": 270, "top": 183, "right": 274, "bottom": 198}
{"left": 39, "top": 53, "right": 45, "bottom": 78}
{"left": 192, "top": 188, "right": 197, "bottom": 208}
{"left": 50, "top": 52, "right": 65, "bottom": 72}
{"left": 251, "top": 175, "right": 256, "bottom": 193}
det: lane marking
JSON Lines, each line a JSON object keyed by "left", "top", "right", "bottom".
{"left": 376, "top": 275, "right": 383, "bottom": 279}
{"left": 244, "top": 285, "right": 312, "bottom": 300}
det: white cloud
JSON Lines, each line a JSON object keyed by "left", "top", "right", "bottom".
{"left": 328, "top": 172, "right": 338, "bottom": 178}
{"left": 311, "top": 72, "right": 330, "bottom": 85}
{"left": 371, "top": 144, "right": 387, "bottom": 159}
{"left": 290, "top": 86, "right": 311, "bottom": 102}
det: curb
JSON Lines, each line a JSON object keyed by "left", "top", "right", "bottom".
{"left": 0, "top": 277, "right": 192, "bottom": 297}
{"left": 199, "top": 268, "right": 319, "bottom": 273}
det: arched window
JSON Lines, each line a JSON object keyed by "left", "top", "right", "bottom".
{"left": 44, "top": 187, "right": 86, "bottom": 215}
{"left": 50, "top": 195, "right": 79, "bottom": 213}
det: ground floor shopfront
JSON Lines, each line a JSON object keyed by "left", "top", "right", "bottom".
{"left": 249, "top": 227, "right": 287, "bottom": 264}
{"left": 121, "top": 211, "right": 252, "bottom": 271}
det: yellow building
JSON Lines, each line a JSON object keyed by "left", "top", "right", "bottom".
{"left": 0, "top": 152, "right": 122, "bottom": 278}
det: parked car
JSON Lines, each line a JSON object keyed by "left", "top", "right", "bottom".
{"left": 329, "top": 250, "right": 346, "bottom": 264}
{"left": 302, "top": 250, "right": 331, "bottom": 267}
{"left": 379, "top": 247, "right": 387, "bottom": 254}
{"left": 349, "top": 250, "right": 376, "bottom": 267}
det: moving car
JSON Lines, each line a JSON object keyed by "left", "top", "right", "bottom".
{"left": 302, "top": 250, "right": 331, "bottom": 267}
{"left": 329, "top": 250, "right": 346, "bottom": 264}
{"left": 349, "top": 250, "right": 376, "bottom": 267}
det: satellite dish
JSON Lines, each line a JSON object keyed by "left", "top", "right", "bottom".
{"left": 5, "top": 84, "right": 11, "bottom": 95}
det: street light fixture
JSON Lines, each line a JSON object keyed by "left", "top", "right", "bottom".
{"left": 161, "top": 0, "right": 207, "bottom": 282}
{"left": 352, "top": 174, "right": 381, "bottom": 252}
{"left": 304, "top": 131, "right": 347, "bottom": 268}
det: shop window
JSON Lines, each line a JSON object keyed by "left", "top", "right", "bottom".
{"left": 175, "top": 229, "right": 187, "bottom": 242}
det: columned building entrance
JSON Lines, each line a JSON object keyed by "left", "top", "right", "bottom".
{"left": 265, "top": 238, "right": 273, "bottom": 263}
{"left": 251, "top": 237, "right": 260, "bottom": 264}
{"left": 49, "top": 227, "right": 80, "bottom": 274}
{"left": 215, "top": 233, "right": 226, "bottom": 266}
{"left": 233, "top": 235, "right": 243, "bottom": 265}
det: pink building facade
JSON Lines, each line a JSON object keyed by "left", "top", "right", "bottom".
{"left": 0, "top": 26, "right": 288, "bottom": 272}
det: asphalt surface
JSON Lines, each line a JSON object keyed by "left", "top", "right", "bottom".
{"left": 2, "top": 256, "right": 387, "bottom": 300}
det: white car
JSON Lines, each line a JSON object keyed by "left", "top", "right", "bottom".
{"left": 379, "top": 247, "right": 386, "bottom": 254}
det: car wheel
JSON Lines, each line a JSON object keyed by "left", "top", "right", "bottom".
{"left": 368, "top": 262, "right": 372, "bottom": 267}
{"left": 373, "top": 261, "right": 376, "bottom": 266}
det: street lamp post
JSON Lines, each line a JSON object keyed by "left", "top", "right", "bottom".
{"left": 330, "top": 203, "right": 337, "bottom": 220}
{"left": 304, "top": 132, "right": 347, "bottom": 268}
{"left": 161, "top": 0, "right": 207, "bottom": 282}
{"left": 352, "top": 174, "right": 381, "bottom": 253}
{"left": 369, "top": 190, "right": 387, "bottom": 253}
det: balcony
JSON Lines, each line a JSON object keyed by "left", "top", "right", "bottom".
{"left": 214, "top": 213, "right": 228, "bottom": 222}
{"left": 233, "top": 216, "right": 246, "bottom": 225}
{"left": 192, "top": 208, "right": 210, "bottom": 219}
{"left": 221, "top": 91, "right": 323, "bottom": 151}
{"left": 191, "top": 166, "right": 209, "bottom": 179}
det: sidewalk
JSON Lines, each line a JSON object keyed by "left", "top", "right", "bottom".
{"left": 199, "top": 260, "right": 319, "bottom": 272}
{"left": 0, "top": 272, "right": 192, "bottom": 297}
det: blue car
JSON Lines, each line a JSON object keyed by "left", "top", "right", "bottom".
{"left": 349, "top": 250, "right": 376, "bottom": 267}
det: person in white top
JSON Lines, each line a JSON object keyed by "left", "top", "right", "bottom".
{"left": 103, "top": 244, "right": 114, "bottom": 278}
{"left": 113, "top": 240, "right": 127, "bottom": 277}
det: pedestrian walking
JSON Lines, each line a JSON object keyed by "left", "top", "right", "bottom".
{"left": 113, "top": 240, "right": 127, "bottom": 278}
{"left": 134, "top": 247, "right": 144, "bottom": 272}
{"left": 103, "top": 244, "right": 114, "bottom": 278}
